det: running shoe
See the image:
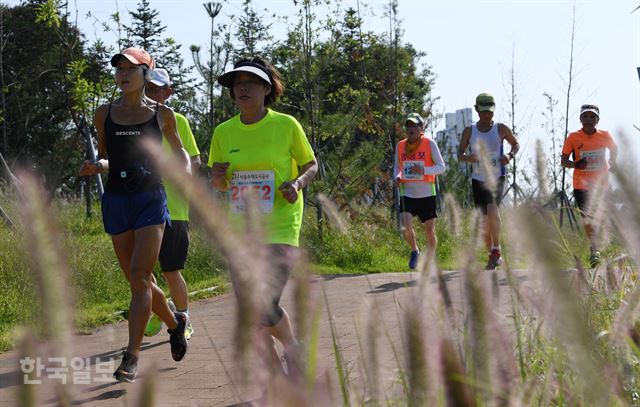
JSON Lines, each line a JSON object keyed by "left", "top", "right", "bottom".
{"left": 144, "top": 314, "right": 162, "bottom": 337}
{"left": 590, "top": 250, "right": 601, "bottom": 268}
{"left": 113, "top": 351, "right": 138, "bottom": 383}
{"left": 168, "top": 299, "right": 193, "bottom": 340}
{"left": 485, "top": 249, "right": 502, "bottom": 270}
{"left": 168, "top": 312, "right": 189, "bottom": 361}
{"left": 408, "top": 250, "right": 420, "bottom": 270}
{"left": 184, "top": 321, "right": 194, "bottom": 340}
{"left": 144, "top": 299, "right": 176, "bottom": 337}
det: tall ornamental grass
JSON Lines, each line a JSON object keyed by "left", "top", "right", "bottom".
{"left": 5, "top": 136, "right": 640, "bottom": 405}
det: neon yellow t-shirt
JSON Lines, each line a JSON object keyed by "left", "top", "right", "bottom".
{"left": 208, "top": 109, "right": 315, "bottom": 246}
{"left": 162, "top": 112, "right": 200, "bottom": 221}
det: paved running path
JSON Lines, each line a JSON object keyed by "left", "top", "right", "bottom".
{"left": 0, "top": 270, "right": 521, "bottom": 406}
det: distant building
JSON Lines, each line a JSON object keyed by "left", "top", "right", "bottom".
{"left": 435, "top": 107, "right": 472, "bottom": 165}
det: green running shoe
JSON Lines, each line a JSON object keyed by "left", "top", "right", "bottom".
{"left": 184, "top": 321, "right": 194, "bottom": 340}
{"left": 144, "top": 299, "right": 176, "bottom": 337}
{"left": 144, "top": 314, "right": 162, "bottom": 337}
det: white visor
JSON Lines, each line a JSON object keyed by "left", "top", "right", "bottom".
{"left": 218, "top": 65, "right": 272, "bottom": 88}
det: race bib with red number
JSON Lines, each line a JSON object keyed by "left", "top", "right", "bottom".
{"left": 580, "top": 148, "right": 606, "bottom": 172}
{"left": 229, "top": 170, "right": 275, "bottom": 214}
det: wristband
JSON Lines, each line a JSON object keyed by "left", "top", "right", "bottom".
{"left": 94, "top": 161, "right": 104, "bottom": 171}
{"left": 508, "top": 152, "right": 514, "bottom": 159}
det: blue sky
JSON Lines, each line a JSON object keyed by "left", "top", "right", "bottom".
{"left": 10, "top": 0, "right": 640, "bottom": 161}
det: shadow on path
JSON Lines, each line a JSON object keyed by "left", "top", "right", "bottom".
{"left": 367, "top": 280, "right": 417, "bottom": 293}
{"left": 71, "top": 389, "right": 126, "bottom": 405}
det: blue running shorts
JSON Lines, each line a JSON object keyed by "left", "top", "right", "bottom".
{"left": 101, "top": 188, "right": 170, "bottom": 235}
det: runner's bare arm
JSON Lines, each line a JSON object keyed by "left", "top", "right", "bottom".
{"left": 279, "top": 158, "right": 318, "bottom": 204}
{"left": 210, "top": 162, "right": 230, "bottom": 192}
{"left": 457, "top": 127, "right": 477, "bottom": 163}
{"left": 561, "top": 153, "right": 579, "bottom": 168}
{"left": 190, "top": 155, "right": 202, "bottom": 175}
{"left": 499, "top": 123, "right": 520, "bottom": 165}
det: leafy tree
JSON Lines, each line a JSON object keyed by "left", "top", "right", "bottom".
{"left": 123, "top": 0, "right": 195, "bottom": 114}
{"left": 1, "top": 0, "right": 437, "bottom": 213}
{"left": 0, "top": 0, "right": 111, "bottom": 195}
{"left": 233, "top": 0, "right": 276, "bottom": 60}
{"left": 191, "top": 1, "right": 233, "bottom": 152}
{"left": 271, "top": 3, "right": 435, "bottom": 221}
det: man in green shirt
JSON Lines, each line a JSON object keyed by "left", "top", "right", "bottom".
{"left": 144, "top": 68, "right": 201, "bottom": 339}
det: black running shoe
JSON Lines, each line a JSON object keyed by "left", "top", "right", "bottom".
{"left": 168, "top": 312, "right": 189, "bottom": 361}
{"left": 113, "top": 351, "right": 138, "bottom": 383}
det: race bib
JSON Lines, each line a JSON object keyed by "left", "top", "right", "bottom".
{"left": 580, "top": 149, "right": 606, "bottom": 172}
{"left": 473, "top": 152, "right": 501, "bottom": 178}
{"left": 402, "top": 160, "right": 424, "bottom": 181}
{"left": 229, "top": 170, "right": 275, "bottom": 214}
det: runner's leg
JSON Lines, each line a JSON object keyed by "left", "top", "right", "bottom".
{"left": 127, "top": 224, "right": 173, "bottom": 356}
{"left": 164, "top": 271, "right": 189, "bottom": 311}
{"left": 400, "top": 212, "right": 419, "bottom": 251}
{"left": 422, "top": 218, "right": 437, "bottom": 256}
{"left": 486, "top": 203, "right": 501, "bottom": 249}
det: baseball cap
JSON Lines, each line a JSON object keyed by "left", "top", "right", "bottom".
{"left": 218, "top": 61, "right": 272, "bottom": 88}
{"left": 147, "top": 68, "right": 171, "bottom": 87}
{"left": 475, "top": 93, "right": 496, "bottom": 112}
{"left": 580, "top": 104, "right": 599, "bottom": 117}
{"left": 405, "top": 113, "right": 424, "bottom": 126}
{"left": 110, "top": 47, "right": 155, "bottom": 69}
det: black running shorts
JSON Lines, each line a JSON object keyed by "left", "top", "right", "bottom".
{"left": 472, "top": 177, "right": 506, "bottom": 215}
{"left": 573, "top": 189, "right": 590, "bottom": 217}
{"left": 158, "top": 220, "right": 190, "bottom": 272}
{"left": 399, "top": 196, "right": 438, "bottom": 223}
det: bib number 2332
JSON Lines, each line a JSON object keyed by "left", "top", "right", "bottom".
{"left": 229, "top": 170, "right": 275, "bottom": 214}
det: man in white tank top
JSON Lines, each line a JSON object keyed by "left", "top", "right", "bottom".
{"left": 457, "top": 93, "right": 520, "bottom": 270}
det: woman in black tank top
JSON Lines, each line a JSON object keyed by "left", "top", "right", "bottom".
{"left": 78, "top": 47, "right": 192, "bottom": 383}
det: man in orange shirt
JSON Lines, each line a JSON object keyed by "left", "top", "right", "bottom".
{"left": 561, "top": 104, "right": 618, "bottom": 267}
{"left": 393, "top": 113, "right": 446, "bottom": 269}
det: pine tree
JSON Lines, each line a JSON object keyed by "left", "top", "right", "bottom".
{"left": 123, "top": 0, "right": 195, "bottom": 113}
{"left": 233, "top": 0, "right": 275, "bottom": 60}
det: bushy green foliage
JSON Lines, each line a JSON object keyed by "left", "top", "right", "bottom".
{"left": 0, "top": 223, "right": 37, "bottom": 351}
{"left": 0, "top": 199, "right": 228, "bottom": 351}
